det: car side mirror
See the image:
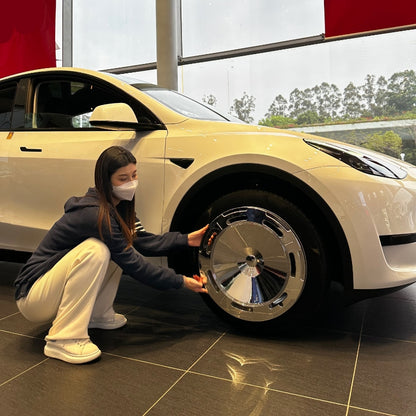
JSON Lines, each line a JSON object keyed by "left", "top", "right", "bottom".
{"left": 89, "top": 103, "right": 139, "bottom": 129}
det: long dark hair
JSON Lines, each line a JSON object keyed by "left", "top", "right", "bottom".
{"left": 95, "top": 146, "right": 137, "bottom": 248}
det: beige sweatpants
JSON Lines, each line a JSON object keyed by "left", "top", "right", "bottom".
{"left": 17, "top": 238, "right": 122, "bottom": 341}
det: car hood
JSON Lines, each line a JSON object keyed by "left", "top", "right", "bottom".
{"left": 165, "top": 118, "right": 415, "bottom": 178}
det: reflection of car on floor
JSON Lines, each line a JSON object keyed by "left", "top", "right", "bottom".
{"left": 1, "top": 67, "right": 416, "bottom": 326}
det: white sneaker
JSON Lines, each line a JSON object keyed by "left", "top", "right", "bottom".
{"left": 88, "top": 313, "right": 127, "bottom": 330}
{"left": 44, "top": 338, "right": 101, "bottom": 364}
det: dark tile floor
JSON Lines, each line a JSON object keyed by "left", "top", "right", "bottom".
{"left": 1, "top": 260, "right": 415, "bottom": 416}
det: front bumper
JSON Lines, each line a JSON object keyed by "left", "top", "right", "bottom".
{"left": 297, "top": 165, "right": 416, "bottom": 289}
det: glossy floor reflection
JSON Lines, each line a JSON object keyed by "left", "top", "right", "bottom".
{"left": 1, "top": 260, "right": 415, "bottom": 416}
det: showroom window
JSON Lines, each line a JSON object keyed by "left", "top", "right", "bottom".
{"left": 178, "top": 29, "right": 416, "bottom": 124}
{"left": 71, "top": 0, "right": 156, "bottom": 70}
{"left": 60, "top": 0, "right": 416, "bottom": 162}
{"left": 180, "top": 0, "right": 324, "bottom": 55}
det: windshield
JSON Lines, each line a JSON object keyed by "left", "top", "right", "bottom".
{"left": 138, "top": 86, "right": 232, "bottom": 121}
{"left": 105, "top": 72, "right": 240, "bottom": 122}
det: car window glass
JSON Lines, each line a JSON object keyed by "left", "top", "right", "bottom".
{"left": 140, "top": 86, "right": 228, "bottom": 121}
{"left": 33, "top": 80, "right": 137, "bottom": 129}
{"left": 0, "top": 83, "right": 17, "bottom": 130}
{"left": 12, "top": 78, "right": 29, "bottom": 130}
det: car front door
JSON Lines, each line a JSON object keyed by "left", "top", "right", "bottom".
{"left": 3, "top": 74, "right": 167, "bottom": 252}
{"left": 0, "top": 79, "right": 22, "bottom": 250}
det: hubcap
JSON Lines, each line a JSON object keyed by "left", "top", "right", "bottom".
{"left": 199, "top": 206, "right": 307, "bottom": 322}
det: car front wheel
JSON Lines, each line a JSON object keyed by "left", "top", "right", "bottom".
{"left": 197, "top": 190, "right": 328, "bottom": 325}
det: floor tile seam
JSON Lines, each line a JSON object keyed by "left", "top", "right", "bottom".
{"left": 0, "top": 358, "right": 49, "bottom": 388}
{"left": 360, "top": 332, "right": 416, "bottom": 345}
{"left": 0, "top": 328, "right": 43, "bottom": 340}
{"left": 142, "top": 370, "right": 188, "bottom": 416}
{"left": 141, "top": 332, "right": 227, "bottom": 416}
{"left": 345, "top": 309, "right": 365, "bottom": 416}
{"left": 0, "top": 311, "right": 20, "bottom": 321}
{"left": 102, "top": 351, "right": 187, "bottom": 373}
{"left": 142, "top": 373, "right": 185, "bottom": 416}
{"left": 185, "top": 370, "right": 400, "bottom": 415}
{"left": 186, "top": 369, "right": 349, "bottom": 409}
{"left": 0, "top": 351, "right": 399, "bottom": 416}
{"left": 184, "top": 331, "right": 227, "bottom": 372}
{"left": 348, "top": 404, "right": 397, "bottom": 416}
{"left": 313, "top": 321, "right": 416, "bottom": 345}
{"left": 101, "top": 332, "right": 227, "bottom": 373}
{"left": 100, "top": 351, "right": 365, "bottom": 412}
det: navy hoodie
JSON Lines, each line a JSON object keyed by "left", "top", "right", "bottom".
{"left": 14, "top": 188, "right": 187, "bottom": 300}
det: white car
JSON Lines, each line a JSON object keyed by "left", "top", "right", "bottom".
{"left": 1, "top": 67, "right": 416, "bottom": 325}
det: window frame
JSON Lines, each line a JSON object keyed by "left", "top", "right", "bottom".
{"left": 0, "top": 81, "right": 18, "bottom": 131}
{"left": 21, "top": 73, "right": 163, "bottom": 131}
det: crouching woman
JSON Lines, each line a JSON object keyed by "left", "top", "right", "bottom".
{"left": 14, "top": 146, "right": 207, "bottom": 364}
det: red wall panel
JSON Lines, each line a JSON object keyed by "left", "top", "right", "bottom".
{"left": 325, "top": 0, "right": 416, "bottom": 38}
{"left": 0, "top": 0, "right": 56, "bottom": 78}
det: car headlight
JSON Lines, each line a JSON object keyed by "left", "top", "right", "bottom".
{"left": 304, "top": 139, "right": 407, "bottom": 179}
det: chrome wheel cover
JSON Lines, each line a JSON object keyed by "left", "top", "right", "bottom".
{"left": 199, "top": 206, "right": 307, "bottom": 322}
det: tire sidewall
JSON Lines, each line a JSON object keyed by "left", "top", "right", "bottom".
{"left": 199, "top": 189, "right": 328, "bottom": 324}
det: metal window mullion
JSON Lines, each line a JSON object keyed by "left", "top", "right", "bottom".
{"left": 103, "top": 34, "right": 324, "bottom": 75}
{"left": 62, "top": 0, "right": 73, "bottom": 67}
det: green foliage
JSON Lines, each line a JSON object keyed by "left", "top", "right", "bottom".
{"left": 385, "top": 70, "right": 416, "bottom": 114}
{"left": 202, "top": 94, "right": 217, "bottom": 106}
{"left": 312, "top": 82, "right": 341, "bottom": 119}
{"left": 260, "top": 69, "right": 416, "bottom": 126}
{"left": 230, "top": 92, "right": 256, "bottom": 123}
{"left": 342, "top": 82, "right": 363, "bottom": 119}
{"left": 296, "top": 110, "right": 322, "bottom": 125}
{"left": 266, "top": 94, "right": 288, "bottom": 118}
{"left": 345, "top": 131, "right": 364, "bottom": 146}
{"left": 258, "top": 115, "right": 296, "bottom": 128}
{"left": 361, "top": 131, "right": 402, "bottom": 158}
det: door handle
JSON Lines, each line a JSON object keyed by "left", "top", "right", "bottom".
{"left": 20, "top": 146, "right": 42, "bottom": 152}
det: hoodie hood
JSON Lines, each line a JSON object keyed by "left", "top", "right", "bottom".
{"left": 64, "top": 187, "right": 100, "bottom": 213}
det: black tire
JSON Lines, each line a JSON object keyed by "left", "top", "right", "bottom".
{"left": 197, "top": 189, "right": 329, "bottom": 326}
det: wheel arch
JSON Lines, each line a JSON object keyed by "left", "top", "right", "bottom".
{"left": 170, "top": 163, "right": 353, "bottom": 289}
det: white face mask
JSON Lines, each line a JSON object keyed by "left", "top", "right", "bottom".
{"left": 112, "top": 180, "right": 138, "bottom": 201}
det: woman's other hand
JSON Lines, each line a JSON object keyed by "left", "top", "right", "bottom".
{"left": 183, "top": 275, "right": 208, "bottom": 293}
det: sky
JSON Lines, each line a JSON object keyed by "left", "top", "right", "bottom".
{"left": 55, "top": 0, "right": 416, "bottom": 123}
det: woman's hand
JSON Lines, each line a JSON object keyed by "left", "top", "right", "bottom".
{"left": 187, "top": 224, "right": 209, "bottom": 247}
{"left": 183, "top": 275, "right": 208, "bottom": 293}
